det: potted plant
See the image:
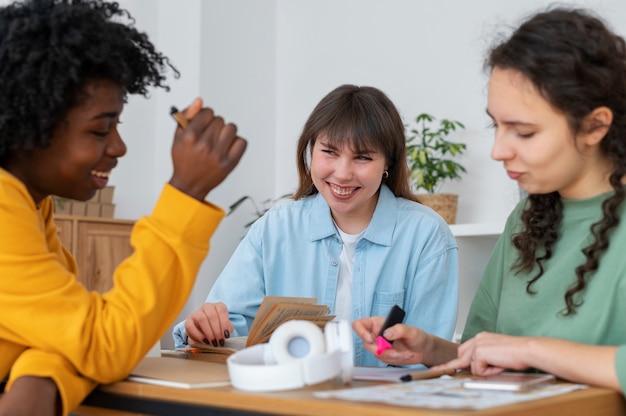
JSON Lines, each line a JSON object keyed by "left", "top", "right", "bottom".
{"left": 405, "top": 113, "right": 467, "bottom": 224}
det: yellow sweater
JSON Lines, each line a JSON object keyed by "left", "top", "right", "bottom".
{"left": 0, "top": 168, "right": 224, "bottom": 414}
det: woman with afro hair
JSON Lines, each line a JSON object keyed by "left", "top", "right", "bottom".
{"left": 0, "top": 0, "right": 246, "bottom": 414}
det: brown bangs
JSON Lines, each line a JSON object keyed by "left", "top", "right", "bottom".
{"left": 314, "top": 102, "right": 387, "bottom": 155}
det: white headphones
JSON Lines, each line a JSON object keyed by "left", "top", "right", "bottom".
{"left": 227, "top": 320, "right": 354, "bottom": 392}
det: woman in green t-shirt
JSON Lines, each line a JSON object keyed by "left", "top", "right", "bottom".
{"left": 353, "top": 7, "right": 626, "bottom": 394}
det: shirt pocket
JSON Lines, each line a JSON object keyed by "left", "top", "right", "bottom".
{"left": 371, "top": 290, "right": 405, "bottom": 317}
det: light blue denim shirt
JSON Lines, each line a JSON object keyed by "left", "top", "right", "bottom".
{"left": 173, "top": 185, "right": 459, "bottom": 367}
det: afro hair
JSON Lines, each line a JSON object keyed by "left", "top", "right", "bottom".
{"left": 0, "top": 0, "right": 179, "bottom": 162}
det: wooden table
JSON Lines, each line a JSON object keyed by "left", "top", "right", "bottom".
{"left": 74, "top": 377, "right": 626, "bottom": 416}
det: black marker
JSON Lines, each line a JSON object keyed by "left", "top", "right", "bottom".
{"left": 375, "top": 304, "right": 405, "bottom": 355}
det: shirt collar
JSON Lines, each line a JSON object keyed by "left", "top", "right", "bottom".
{"left": 307, "top": 184, "right": 397, "bottom": 247}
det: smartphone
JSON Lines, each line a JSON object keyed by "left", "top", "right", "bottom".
{"left": 462, "top": 372, "right": 556, "bottom": 392}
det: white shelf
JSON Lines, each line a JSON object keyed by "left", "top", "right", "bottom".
{"left": 449, "top": 222, "right": 504, "bottom": 237}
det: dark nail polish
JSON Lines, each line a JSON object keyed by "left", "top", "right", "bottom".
{"left": 202, "top": 338, "right": 210, "bottom": 345}
{"left": 212, "top": 339, "right": 218, "bottom": 347}
{"left": 224, "top": 330, "right": 230, "bottom": 339}
{"left": 219, "top": 339, "right": 225, "bottom": 347}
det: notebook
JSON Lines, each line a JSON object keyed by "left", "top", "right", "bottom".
{"left": 127, "top": 356, "right": 230, "bottom": 389}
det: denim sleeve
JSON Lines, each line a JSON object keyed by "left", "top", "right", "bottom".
{"left": 172, "top": 320, "right": 188, "bottom": 349}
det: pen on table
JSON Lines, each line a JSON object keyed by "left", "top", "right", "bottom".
{"left": 170, "top": 106, "right": 189, "bottom": 129}
{"left": 400, "top": 368, "right": 458, "bottom": 382}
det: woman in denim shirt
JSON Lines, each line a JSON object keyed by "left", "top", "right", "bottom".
{"left": 174, "top": 84, "right": 458, "bottom": 366}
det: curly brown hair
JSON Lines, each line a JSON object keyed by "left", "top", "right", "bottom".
{"left": 487, "top": 7, "right": 626, "bottom": 314}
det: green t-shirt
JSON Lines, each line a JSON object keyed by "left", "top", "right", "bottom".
{"left": 463, "top": 192, "right": 626, "bottom": 393}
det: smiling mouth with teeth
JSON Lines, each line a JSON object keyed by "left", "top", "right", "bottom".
{"left": 91, "top": 170, "right": 110, "bottom": 178}
{"left": 330, "top": 184, "right": 356, "bottom": 196}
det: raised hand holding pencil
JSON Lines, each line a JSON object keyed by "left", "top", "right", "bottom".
{"left": 168, "top": 98, "right": 247, "bottom": 202}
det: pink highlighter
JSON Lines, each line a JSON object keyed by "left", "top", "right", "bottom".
{"left": 375, "top": 305, "right": 406, "bottom": 356}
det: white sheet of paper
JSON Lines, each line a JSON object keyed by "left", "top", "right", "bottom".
{"left": 315, "top": 377, "right": 587, "bottom": 410}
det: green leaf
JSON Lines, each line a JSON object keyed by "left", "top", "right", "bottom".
{"left": 418, "top": 150, "right": 427, "bottom": 165}
{"left": 405, "top": 113, "right": 467, "bottom": 193}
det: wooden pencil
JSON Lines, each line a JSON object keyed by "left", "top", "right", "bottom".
{"left": 400, "top": 368, "right": 457, "bottom": 382}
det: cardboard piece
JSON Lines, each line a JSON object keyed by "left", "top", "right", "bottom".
{"left": 70, "top": 201, "right": 86, "bottom": 216}
{"left": 86, "top": 203, "right": 101, "bottom": 217}
{"left": 99, "top": 186, "right": 115, "bottom": 203}
{"left": 245, "top": 296, "right": 333, "bottom": 346}
{"left": 100, "top": 203, "right": 115, "bottom": 218}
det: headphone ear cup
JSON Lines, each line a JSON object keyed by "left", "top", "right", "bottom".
{"left": 324, "top": 321, "right": 340, "bottom": 352}
{"left": 269, "top": 320, "right": 325, "bottom": 364}
{"left": 324, "top": 321, "right": 352, "bottom": 349}
{"left": 324, "top": 320, "right": 354, "bottom": 383}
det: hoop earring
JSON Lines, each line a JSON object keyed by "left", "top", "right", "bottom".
{"left": 382, "top": 170, "right": 389, "bottom": 179}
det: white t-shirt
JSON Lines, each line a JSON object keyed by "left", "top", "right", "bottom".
{"left": 334, "top": 227, "right": 365, "bottom": 322}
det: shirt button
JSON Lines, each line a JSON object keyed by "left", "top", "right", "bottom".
{"left": 331, "top": 261, "right": 338, "bottom": 266}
